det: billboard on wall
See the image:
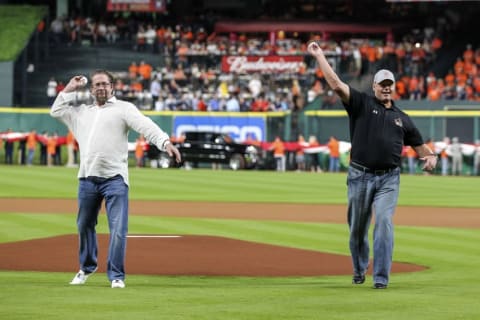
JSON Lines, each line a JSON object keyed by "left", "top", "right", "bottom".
{"left": 221, "top": 56, "right": 304, "bottom": 74}
{"left": 107, "top": 0, "right": 167, "bottom": 12}
{"left": 173, "top": 115, "right": 266, "bottom": 142}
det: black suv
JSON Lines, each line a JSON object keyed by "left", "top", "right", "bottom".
{"left": 161, "top": 131, "right": 261, "bottom": 170}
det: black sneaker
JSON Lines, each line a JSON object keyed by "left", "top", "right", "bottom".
{"left": 352, "top": 274, "right": 365, "bottom": 284}
{"left": 373, "top": 283, "right": 387, "bottom": 289}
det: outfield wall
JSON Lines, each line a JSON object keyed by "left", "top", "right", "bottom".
{"left": 1, "top": 107, "right": 479, "bottom": 143}
{"left": 302, "top": 110, "right": 480, "bottom": 143}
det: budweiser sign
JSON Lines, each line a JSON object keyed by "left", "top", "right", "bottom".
{"left": 107, "top": 0, "right": 166, "bottom": 12}
{"left": 222, "top": 56, "right": 304, "bottom": 73}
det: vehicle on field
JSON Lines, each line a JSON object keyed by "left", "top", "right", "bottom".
{"left": 159, "top": 131, "right": 261, "bottom": 170}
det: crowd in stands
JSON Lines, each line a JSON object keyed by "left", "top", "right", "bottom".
{"left": 45, "top": 10, "right": 480, "bottom": 112}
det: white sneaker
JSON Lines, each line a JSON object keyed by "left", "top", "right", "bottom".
{"left": 111, "top": 279, "right": 125, "bottom": 288}
{"left": 69, "top": 268, "right": 97, "bottom": 285}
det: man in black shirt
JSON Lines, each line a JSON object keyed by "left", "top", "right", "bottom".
{"left": 307, "top": 41, "right": 437, "bottom": 289}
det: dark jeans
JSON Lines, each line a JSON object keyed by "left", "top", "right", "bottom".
{"left": 77, "top": 175, "right": 129, "bottom": 281}
{"left": 347, "top": 166, "right": 400, "bottom": 285}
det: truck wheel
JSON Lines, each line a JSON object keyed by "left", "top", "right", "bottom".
{"left": 229, "top": 154, "right": 245, "bottom": 170}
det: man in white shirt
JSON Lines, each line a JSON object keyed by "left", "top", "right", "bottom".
{"left": 47, "top": 77, "right": 58, "bottom": 105}
{"left": 51, "top": 70, "right": 181, "bottom": 288}
{"left": 225, "top": 93, "right": 240, "bottom": 112}
{"left": 149, "top": 78, "right": 161, "bottom": 110}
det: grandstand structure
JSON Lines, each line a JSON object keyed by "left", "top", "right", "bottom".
{"left": 5, "top": 0, "right": 478, "bottom": 105}
{"left": 2, "top": 0, "right": 480, "bottom": 144}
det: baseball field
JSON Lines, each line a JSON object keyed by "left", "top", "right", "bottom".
{"left": 0, "top": 166, "right": 479, "bottom": 320}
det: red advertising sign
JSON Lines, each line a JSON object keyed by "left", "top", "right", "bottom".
{"left": 107, "top": 0, "right": 166, "bottom": 12}
{"left": 221, "top": 56, "right": 304, "bottom": 74}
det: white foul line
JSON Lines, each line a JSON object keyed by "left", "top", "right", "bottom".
{"left": 127, "top": 235, "right": 182, "bottom": 238}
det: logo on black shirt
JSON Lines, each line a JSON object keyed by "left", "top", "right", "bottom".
{"left": 394, "top": 118, "right": 403, "bottom": 127}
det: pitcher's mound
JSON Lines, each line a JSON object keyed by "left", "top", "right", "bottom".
{"left": 0, "top": 234, "right": 425, "bottom": 276}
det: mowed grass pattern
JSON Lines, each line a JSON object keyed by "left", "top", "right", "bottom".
{"left": 0, "top": 165, "right": 479, "bottom": 320}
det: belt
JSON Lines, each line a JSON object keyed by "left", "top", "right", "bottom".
{"left": 80, "top": 174, "right": 122, "bottom": 183}
{"left": 350, "top": 161, "right": 397, "bottom": 175}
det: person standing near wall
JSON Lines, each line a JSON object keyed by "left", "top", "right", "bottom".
{"left": 327, "top": 135, "right": 340, "bottom": 172}
{"left": 450, "top": 137, "right": 463, "bottom": 175}
{"left": 473, "top": 139, "right": 480, "bottom": 176}
{"left": 295, "top": 134, "right": 307, "bottom": 171}
{"left": 50, "top": 70, "right": 181, "bottom": 289}
{"left": 46, "top": 132, "right": 57, "bottom": 167}
{"left": 440, "top": 137, "right": 450, "bottom": 176}
{"left": 270, "top": 136, "right": 286, "bottom": 172}
{"left": 66, "top": 130, "right": 76, "bottom": 167}
{"left": 307, "top": 135, "right": 322, "bottom": 173}
{"left": 4, "top": 128, "right": 14, "bottom": 164}
{"left": 405, "top": 146, "right": 417, "bottom": 175}
{"left": 307, "top": 41, "right": 437, "bottom": 289}
{"left": 135, "top": 134, "right": 147, "bottom": 168}
{"left": 26, "top": 129, "right": 37, "bottom": 166}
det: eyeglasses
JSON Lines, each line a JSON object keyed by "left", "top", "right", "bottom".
{"left": 92, "top": 82, "right": 111, "bottom": 88}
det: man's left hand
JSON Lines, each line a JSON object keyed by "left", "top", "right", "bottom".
{"left": 420, "top": 155, "right": 437, "bottom": 171}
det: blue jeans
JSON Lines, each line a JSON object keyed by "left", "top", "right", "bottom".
{"left": 27, "top": 149, "right": 35, "bottom": 165}
{"left": 77, "top": 175, "right": 129, "bottom": 281}
{"left": 347, "top": 166, "right": 400, "bottom": 285}
{"left": 329, "top": 157, "right": 340, "bottom": 172}
{"left": 407, "top": 157, "right": 416, "bottom": 174}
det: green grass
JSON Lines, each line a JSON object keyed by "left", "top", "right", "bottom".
{"left": 0, "top": 5, "right": 47, "bottom": 61}
{"left": 0, "top": 165, "right": 480, "bottom": 319}
{"left": 0, "top": 165, "right": 479, "bottom": 207}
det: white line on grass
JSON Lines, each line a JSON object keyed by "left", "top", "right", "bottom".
{"left": 127, "top": 235, "right": 182, "bottom": 238}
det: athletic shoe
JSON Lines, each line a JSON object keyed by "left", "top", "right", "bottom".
{"left": 69, "top": 268, "right": 97, "bottom": 285}
{"left": 352, "top": 273, "right": 365, "bottom": 284}
{"left": 373, "top": 283, "right": 387, "bottom": 289}
{"left": 111, "top": 279, "right": 125, "bottom": 288}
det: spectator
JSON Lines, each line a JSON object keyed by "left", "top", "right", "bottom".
{"left": 322, "top": 90, "right": 339, "bottom": 109}
{"left": 150, "top": 78, "right": 161, "bottom": 110}
{"left": 405, "top": 145, "right": 417, "bottom": 174}
{"left": 135, "top": 134, "right": 147, "bottom": 167}
{"left": 56, "top": 81, "right": 66, "bottom": 95}
{"left": 154, "top": 96, "right": 167, "bottom": 111}
{"left": 128, "top": 61, "right": 138, "bottom": 80}
{"left": 17, "top": 138, "right": 27, "bottom": 165}
{"left": 54, "top": 132, "right": 62, "bottom": 165}
{"left": 66, "top": 130, "right": 76, "bottom": 167}
{"left": 26, "top": 129, "right": 37, "bottom": 166}
{"left": 450, "top": 136, "right": 463, "bottom": 175}
{"left": 307, "top": 135, "right": 322, "bottom": 173}
{"left": 327, "top": 135, "right": 340, "bottom": 172}
{"left": 135, "top": 25, "right": 146, "bottom": 51}
{"left": 49, "top": 16, "right": 65, "bottom": 44}
{"left": 47, "top": 77, "right": 58, "bottom": 105}
{"left": 144, "top": 24, "right": 157, "bottom": 53}
{"left": 473, "top": 139, "right": 480, "bottom": 176}
{"left": 226, "top": 93, "right": 240, "bottom": 112}
{"left": 307, "top": 80, "right": 324, "bottom": 103}
{"left": 440, "top": 137, "right": 450, "bottom": 176}
{"left": 270, "top": 136, "right": 286, "bottom": 172}
{"left": 295, "top": 134, "right": 307, "bottom": 171}
{"left": 138, "top": 60, "right": 153, "bottom": 88}
{"left": 248, "top": 74, "right": 262, "bottom": 98}
{"left": 106, "top": 23, "right": 118, "bottom": 43}
{"left": 3, "top": 128, "right": 14, "bottom": 164}
{"left": 47, "top": 132, "right": 57, "bottom": 167}
{"left": 39, "top": 131, "right": 48, "bottom": 165}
